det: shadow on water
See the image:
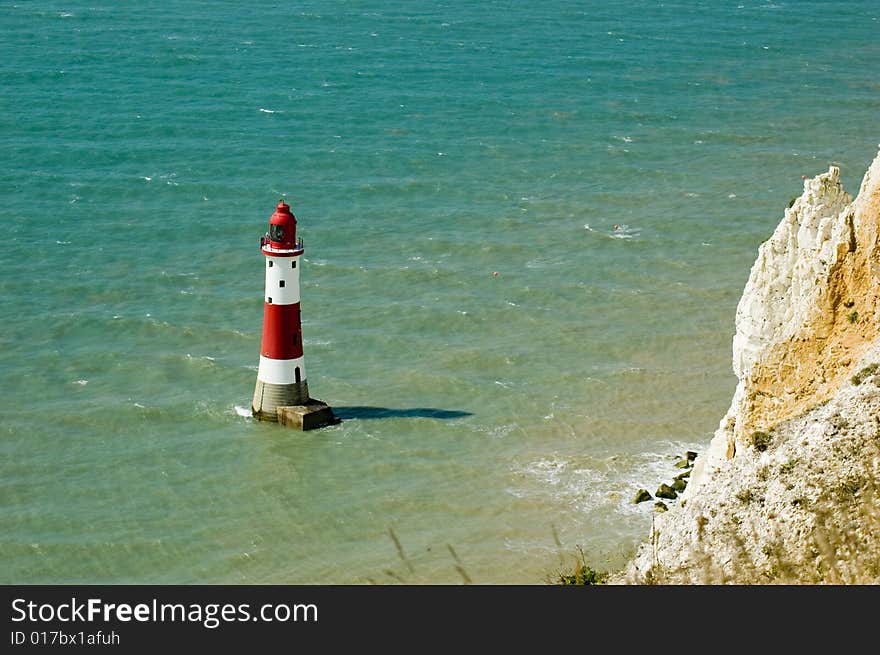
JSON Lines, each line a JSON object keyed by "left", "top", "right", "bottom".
{"left": 334, "top": 406, "right": 472, "bottom": 421}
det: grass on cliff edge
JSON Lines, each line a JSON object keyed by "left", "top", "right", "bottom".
{"left": 551, "top": 545, "right": 609, "bottom": 585}
{"left": 373, "top": 526, "right": 615, "bottom": 584}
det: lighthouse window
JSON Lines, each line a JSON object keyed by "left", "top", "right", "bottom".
{"left": 268, "top": 261, "right": 273, "bottom": 268}
{"left": 279, "top": 280, "right": 285, "bottom": 288}
{"left": 291, "top": 261, "right": 296, "bottom": 268}
{"left": 269, "top": 224, "right": 284, "bottom": 241}
{"left": 295, "top": 367, "right": 301, "bottom": 384}
{"left": 267, "top": 297, "right": 272, "bottom": 304}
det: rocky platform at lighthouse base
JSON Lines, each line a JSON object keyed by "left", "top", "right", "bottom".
{"left": 276, "top": 400, "right": 341, "bottom": 431}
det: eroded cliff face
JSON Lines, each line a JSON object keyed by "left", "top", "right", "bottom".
{"left": 692, "top": 148, "right": 880, "bottom": 493}
{"left": 617, "top": 146, "right": 880, "bottom": 584}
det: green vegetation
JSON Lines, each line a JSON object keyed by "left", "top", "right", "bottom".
{"left": 780, "top": 458, "right": 800, "bottom": 474}
{"left": 847, "top": 310, "right": 859, "bottom": 324}
{"left": 556, "top": 565, "right": 609, "bottom": 585}
{"left": 749, "top": 431, "right": 773, "bottom": 452}
{"left": 851, "top": 363, "right": 880, "bottom": 386}
{"left": 554, "top": 546, "right": 609, "bottom": 585}
{"left": 835, "top": 474, "right": 865, "bottom": 499}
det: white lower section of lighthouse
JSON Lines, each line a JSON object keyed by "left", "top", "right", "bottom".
{"left": 256, "top": 355, "right": 306, "bottom": 385}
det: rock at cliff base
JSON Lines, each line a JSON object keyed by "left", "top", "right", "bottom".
{"left": 655, "top": 484, "right": 678, "bottom": 500}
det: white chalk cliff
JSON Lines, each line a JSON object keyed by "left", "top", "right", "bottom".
{"left": 618, "top": 146, "right": 880, "bottom": 584}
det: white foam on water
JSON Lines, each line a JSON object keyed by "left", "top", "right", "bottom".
{"left": 609, "top": 224, "right": 640, "bottom": 239}
{"left": 509, "top": 445, "right": 699, "bottom": 519}
{"left": 185, "top": 354, "right": 215, "bottom": 363}
{"left": 233, "top": 405, "right": 253, "bottom": 418}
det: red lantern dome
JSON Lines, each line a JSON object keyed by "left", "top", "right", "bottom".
{"left": 267, "top": 200, "right": 297, "bottom": 249}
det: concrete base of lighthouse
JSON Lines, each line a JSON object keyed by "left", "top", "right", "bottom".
{"left": 252, "top": 379, "right": 310, "bottom": 421}
{"left": 277, "top": 400, "right": 340, "bottom": 431}
{"left": 252, "top": 380, "right": 339, "bottom": 430}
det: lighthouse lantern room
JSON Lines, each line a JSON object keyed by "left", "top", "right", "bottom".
{"left": 251, "top": 200, "right": 339, "bottom": 430}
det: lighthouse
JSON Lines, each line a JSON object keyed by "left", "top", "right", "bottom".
{"left": 252, "top": 200, "right": 338, "bottom": 430}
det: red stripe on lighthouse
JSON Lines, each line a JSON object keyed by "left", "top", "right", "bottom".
{"left": 260, "top": 302, "right": 303, "bottom": 360}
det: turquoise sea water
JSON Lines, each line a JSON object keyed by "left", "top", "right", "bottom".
{"left": 2, "top": 1, "right": 878, "bottom": 584}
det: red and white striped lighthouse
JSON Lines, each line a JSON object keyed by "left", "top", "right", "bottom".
{"left": 252, "top": 200, "right": 338, "bottom": 429}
